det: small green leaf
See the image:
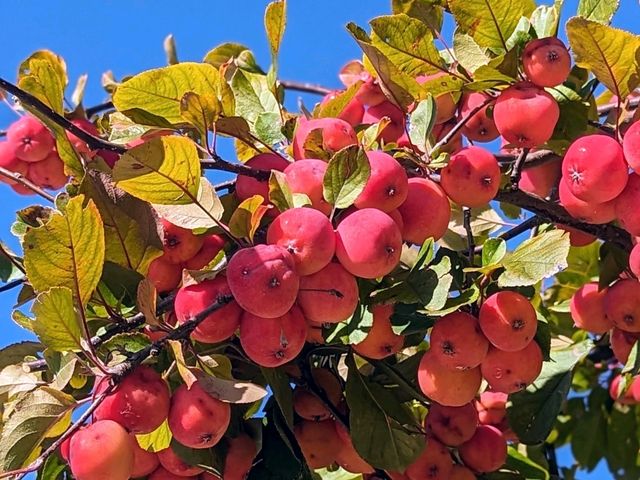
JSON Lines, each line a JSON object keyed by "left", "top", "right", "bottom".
{"left": 577, "top": 0, "right": 619, "bottom": 25}
{"left": 231, "top": 69, "right": 281, "bottom": 127}
{"left": 499, "top": 230, "right": 570, "bottom": 287}
{"left": 0, "top": 243, "right": 23, "bottom": 283}
{"left": 136, "top": 419, "right": 173, "bottom": 452}
{"left": 229, "top": 195, "right": 270, "bottom": 241}
{"left": 323, "top": 146, "right": 370, "bottom": 210}
{"left": 203, "top": 42, "right": 259, "bottom": 71}
{"left": 264, "top": 0, "right": 286, "bottom": 63}
{"left": 261, "top": 367, "right": 294, "bottom": 428}
{"left": 113, "top": 136, "right": 201, "bottom": 205}
{"left": 482, "top": 238, "right": 507, "bottom": 266}
{"left": 31, "top": 287, "right": 83, "bottom": 352}
{"left": 566, "top": 17, "right": 640, "bottom": 101}
{"left": 254, "top": 112, "right": 286, "bottom": 145}
{"left": 23, "top": 195, "right": 105, "bottom": 306}
{"left": 408, "top": 95, "right": 436, "bottom": 153}
{"left": 153, "top": 177, "right": 224, "bottom": 230}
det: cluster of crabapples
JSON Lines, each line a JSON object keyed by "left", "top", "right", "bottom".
{"left": 59, "top": 365, "right": 256, "bottom": 480}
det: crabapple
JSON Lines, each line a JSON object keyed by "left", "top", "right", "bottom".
{"left": 416, "top": 73, "right": 458, "bottom": 124}
{"left": 616, "top": 174, "right": 640, "bottom": 236}
{"left": 493, "top": 82, "right": 559, "bottom": 148}
{"left": 608, "top": 374, "right": 640, "bottom": 405}
{"left": 283, "top": 159, "right": 332, "bottom": 215}
{"left": 148, "top": 466, "right": 198, "bottom": 479}
{"left": 131, "top": 437, "right": 160, "bottom": 477}
{"left": 610, "top": 327, "right": 640, "bottom": 364}
{"left": 267, "top": 207, "right": 336, "bottom": 275}
{"left": 335, "top": 208, "right": 402, "bottom": 279}
{"left": 429, "top": 311, "right": 489, "bottom": 370}
{"left": 158, "top": 447, "right": 204, "bottom": 476}
{"left": 561, "top": 134, "right": 628, "bottom": 203}
{"left": 404, "top": 437, "right": 454, "bottom": 480}
{"left": 458, "top": 425, "right": 507, "bottom": 473}
{"left": 424, "top": 402, "right": 478, "bottom": 446}
{"left": 630, "top": 243, "right": 640, "bottom": 278}
{"left": 293, "top": 368, "right": 342, "bottom": 421}
{"left": 603, "top": 279, "right": 640, "bottom": 332}
{"left": 68, "top": 420, "right": 134, "bottom": 480}
{"left": 93, "top": 365, "right": 170, "bottom": 434}
{"left": 418, "top": 351, "right": 482, "bottom": 406}
{"left": 570, "top": 282, "right": 613, "bottom": 334}
{"left": 161, "top": 219, "right": 204, "bottom": 265}
{"left": 352, "top": 304, "right": 404, "bottom": 359}
{"left": 168, "top": 381, "right": 231, "bottom": 449}
{"left": 440, "top": 146, "right": 501, "bottom": 208}
{"left": 26, "top": 151, "right": 68, "bottom": 189}
{"left": 320, "top": 91, "right": 365, "bottom": 126}
{"left": 397, "top": 178, "right": 451, "bottom": 244}
{"left": 227, "top": 244, "right": 299, "bottom": 318}
{"left": 174, "top": 276, "right": 242, "bottom": 343}
{"left": 518, "top": 159, "right": 562, "bottom": 198}
{"left": 297, "top": 262, "right": 359, "bottom": 324}
{"left": 294, "top": 419, "right": 341, "bottom": 469}
{"left": 223, "top": 433, "right": 257, "bottom": 480}
{"left": 459, "top": 92, "right": 499, "bottom": 142}
{"left": 334, "top": 422, "right": 375, "bottom": 474}
{"left": 239, "top": 306, "right": 307, "bottom": 367}
{"left": 292, "top": 117, "right": 357, "bottom": 160}
{"left": 450, "top": 465, "right": 476, "bottom": 480}
{"left": 623, "top": 120, "right": 640, "bottom": 171}
{"left": 431, "top": 120, "right": 463, "bottom": 154}
{"left": 354, "top": 151, "right": 408, "bottom": 212}
{"left": 481, "top": 342, "right": 543, "bottom": 394}
{"left": 148, "top": 255, "right": 182, "bottom": 293}
{"left": 183, "top": 234, "right": 225, "bottom": 270}
{"left": 306, "top": 323, "right": 325, "bottom": 344}
{"left": 558, "top": 179, "right": 616, "bottom": 224}
{"left": 387, "top": 209, "right": 404, "bottom": 231}
{"left": 6, "top": 115, "right": 54, "bottom": 162}
{"left": 476, "top": 391, "right": 508, "bottom": 425}
{"left": 479, "top": 291, "right": 537, "bottom": 352}
{"left": 362, "top": 101, "right": 406, "bottom": 143}
{"left": 522, "top": 37, "right": 571, "bottom": 88}
{"left": 0, "top": 142, "right": 30, "bottom": 185}
{"left": 67, "top": 118, "right": 100, "bottom": 156}
{"left": 235, "top": 153, "right": 290, "bottom": 202}
{"left": 355, "top": 76, "right": 386, "bottom": 107}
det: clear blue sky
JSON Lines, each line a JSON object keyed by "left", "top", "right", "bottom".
{"left": 0, "top": 1, "right": 637, "bottom": 478}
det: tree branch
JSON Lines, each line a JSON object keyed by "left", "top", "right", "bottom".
{"left": 509, "top": 147, "right": 530, "bottom": 186}
{"left": 598, "top": 96, "right": 639, "bottom": 116}
{"left": 495, "top": 149, "right": 562, "bottom": 170}
{"left": 213, "top": 179, "right": 237, "bottom": 192}
{"left": 0, "top": 77, "right": 126, "bottom": 154}
{"left": 474, "top": 216, "right": 542, "bottom": 254}
{"left": 85, "top": 101, "right": 114, "bottom": 117}
{"left": 0, "top": 166, "right": 55, "bottom": 202}
{"left": 280, "top": 80, "right": 332, "bottom": 96}
{"left": 201, "top": 156, "right": 271, "bottom": 180}
{"left": 0, "top": 277, "right": 25, "bottom": 293}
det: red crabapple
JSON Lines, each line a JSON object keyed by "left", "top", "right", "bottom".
{"left": 610, "top": 327, "right": 640, "bottom": 364}
{"left": 418, "top": 351, "right": 482, "bottom": 407}
{"left": 476, "top": 391, "right": 508, "bottom": 425}
{"left": 131, "top": 436, "right": 160, "bottom": 477}
{"left": 157, "top": 447, "right": 204, "bottom": 476}
{"left": 149, "top": 466, "right": 198, "bottom": 479}
{"left": 67, "top": 118, "right": 100, "bottom": 156}
{"left": 479, "top": 291, "right": 538, "bottom": 352}
{"left": 556, "top": 225, "right": 597, "bottom": 247}
{"left": 459, "top": 93, "right": 499, "bottom": 142}
{"left": 397, "top": 177, "right": 451, "bottom": 244}
{"left": 161, "top": 219, "right": 204, "bottom": 265}
{"left": 148, "top": 255, "right": 182, "bottom": 293}
{"left": 292, "top": 117, "right": 357, "bottom": 160}
{"left": 518, "top": 159, "right": 562, "bottom": 198}
{"left": 429, "top": 311, "right": 489, "bottom": 370}
{"left": 227, "top": 244, "right": 299, "bottom": 318}
{"left": 334, "top": 422, "right": 375, "bottom": 474}
{"left": 355, "top": 76, "right": 387, "bottom": 107}
{"left": 235, "top": 153, "right": 290, "bottom": 202}
{"left": 223, "top": 433, "right": 258, "bottom": 480}
{"left": 404, "top": 437, "right": 454, "bottom": 480}
{"left": 352, "top": 304, "right": 404, "bottom": 359}
{"left": 320, "top": 91, "right": 365, "bottom": 126}
{"left": 284, "top": 159, "right": 332, "bottom": 215}
{"left": 183, "top": 234, "right": 225, "bottom": 270}
{"left": 450, "top": 465, "right": 476, "bottom": 480}
{"left": 493, "top": 82, "right": 559, "bottom": 148}
{"left": 623, "top": 120, "right": 640, "bottom": 171}
{"left": 558, "top": 178, "right": 617, "bottom": 224}
{"left": 6, "top": 115, "right": 54, "bottom": 162}
{"left": 424, "top": 402, "right": 478, "bottom": 446}
{"left": 293, "top": 368, "right": 342, "bottom": 421}
{"left": 570, "top": 282, "right": 613, "bottom": 334}
{"left": 26, "top": 151, "right": 68, "bottom": 189}
{"left": 481, "top": 342, "right": 543, "bottom": 394}
{"left": 416, "top": 73, "right": 458, "bottom": 124}
{"left": 168, "top": 381, "right": 231, "bottom": 449}
{"left": 616, "top": 174, "right": 640, "bottom": 236}
{"left": 354, "top": 150, "right": 408, "bottom": 212}
{"left": 294, "top": 419, "right": 341, "bottom": 469}
{"left": 630, "top": 243, "right": 640, "bottom": 278}
{"left": 608, "top": 374, "right": 640, "bottom": 405}
{"left": 522, "top": 37, "right": 571, "bottom": 88}
{"left": 239, "top": 306, "right": 307, "bottom": 367}
{"left": 458, "top": 425, "right": 507, "bottom": 473}
{"left": 362, "top": 101, "right": 406, "bottom": 143}
{"left": 603, "top": 279, "right": 640, "bottom": 332}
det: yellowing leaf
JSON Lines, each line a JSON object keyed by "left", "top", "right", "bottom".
{"left": 31, "top": 287, "right": 83, "bottom": 352}
{"left": 153, "top": 177, "right": 224, "bottom": 229}
{"left": 136, "top": 419, "right": 173, "bottom": 452}
{"left": 229, "top": 195, "right": 271, "bottom": 241}
{"left": 449, "top": 0, "right": 537, "bottom": 50}
{"left": 113, "top": 136, "right": 201, "bottom": 205}
{"left": 566, "top": 17, "right": 640, "bottom": 100}
{"left": 577, "top": 0, "right": 619, "bottom": 25}
{"left": 453, "top": 32, "right": 490, "bottom": 73}
{"left": 265, "top": 0, "right": 287, "bottom": 61}
{"left": 23, "top": 195, "right": 105, "bottom": 305}
{"left": 112, "top": 62, "right": 224, "bottom": 126}
{"left": 180, "top": 92, "right": 221, "bottom": 137}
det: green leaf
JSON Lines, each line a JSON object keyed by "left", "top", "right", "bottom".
{"left": 264, "top": 0, "right": 286, "bottom": 63}
{"left": 179, "top": 92, "right": 221, "bottom": 137}
{"left": 345, "top": 304, "right": 375, "bottom": 344}
{"left": 254, "top": 112, "right": 286, "bottom": 145}
{"left": 31, "top": 287, "right": 83, "bottom": 352}
{"left": 317, "top": 81, "right": 362, "bottom": 119}
{"left": 0, "top": 342, "right": 42, "bottom": 370}
{"left": 260, "top": 367, "right": 294, "bottom": 428}
{"left": 0, "top": 387, "right": 75, "bottom": 471}
{"left": 23, "top": 195, "right": 105, "bottom": 306}
{"left": 505, "top": 446, "right": 550, "bottom": 480}
{"left": 408, "top": 95, "right": 436, "bottom": 153}
{"left": 577, "top": 0, "right": 619, "bottom": 25}
{"left": 369, "top": 14, "right": 445, "bottom": 76}
{"left": 449, "top": 0, "right": 537, "bottom": 50}
{"left": 231, "top": 69, "right": 281, "bottom": 126}
{"left": 391, "top": 0, "right": 444, "bottom": 33}
{"left": 153, "top": 177, "right": 223, "bottom": 230}
{"left": 507, "top": 340, "right": 592, "bottom": 444}
{"left": 498, "top": 230, "right": 570, "bottom": 287}
{"left": 571, "top": 407, "right": 606, "bottom": 470}
{"left": 453, "top": 31, "right": 490, "bottom": 73}
{"left": 345, "top": 354, "right": 424, "bottom": 470}
{"left": 268, "top": 171, "right": 294, "bottom": 212}
{"left": 113, "top": 136, "right": 201, "bottom": 205}
{"left": 112, "top": 62, "right": 225, "bottom": 126}
{"left": 0, "top": 243, "right": 23, "bottom": 283}
{"left": 136, "top": 419, "right": 173, "bottom": 452}
{"left": 598, "top": 242, "right": 629, "bottom": 291}
{"left": 323, "top": 146, "right": 370, "bottom": 210}
{"left": 482, "top": 238, "right": 507, "bottom": 267}
{"left": 203, "top": 42, "right": 261, "bottom": 71}
{"left": 605, "top": 406, "right": 640, "bottom": 474}
{"left": 566, "top": 17, "right": 640, "bottom": 101}
{"left": 530, "top": 5, "right": 561, "bottom": 38}
{"left": 229, "top": 195, "right": 270, "bottom": 241}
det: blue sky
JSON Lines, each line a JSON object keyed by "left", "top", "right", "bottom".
{"left": 0, "top": 1, "right": 637, "bottom": 478}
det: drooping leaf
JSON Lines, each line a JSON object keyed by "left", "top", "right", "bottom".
{"left": 112, "top": 62, "right": 225, "bottom": 126}
{"left": 323, "top": 146, "right": 370, "bottom": 210}
{"left": 482, "top": 238, "right": 507, "bottom": 267}
{"left": 203, "top": 42, "right": 258, "bottom": 70}
{"left": 113, "top": 136, "right": 201, "bottom": 205}
{"left": 577, "top": 0, "right": 620, "bottom": 25}
{"left": 23, "top": 195, "right": 105, "bottom": 306}
{"left": 261, "top": 367, "right": 294, "bottom": 428}
{"left": 0, "top": 242, "right": 23, "bottom": 283}
{"left": 229, "top": 195, "right": 270, "bottom": 241}
{"left": 231, "top": 69, "right": 281, "bottom": 127}
{"left": 268, "top": 171, "right": 294, "bottom": 212}
{"left": 499, "top": 230, "right": 570, "bottom": 287}
{"left": 449, "top": 0, "right": 537, "bottom": 50}
{"left": 153, "top": 177, "right": 224, "bottom": 229}
{"left": 505, "top": 446, "right": 550, "bottom": 480}
{"left": 0, "top": 342, "right": 42, "bottom": 370}
{"left": 0, "top": 387, "right": 75, "bottom": 471}
{"left": 31, "top": 287, "right": 83, "bottom": 352}
{"left": 391, "top": 0, "right": 444, "bottom": 32}
{"left": 566, "top": 17, "right": 640, "bottom": 101}
{"left": 254, "top": 111, "right": 286, "bottom": 145}
{"left": 408, "top": 95, "right": 436, "bottom": 153}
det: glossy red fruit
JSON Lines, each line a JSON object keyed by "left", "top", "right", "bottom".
{"left": 458, "top": 425, "right": 507, "bottom": 473}
{"left": 223, "top": 433, "right": 258, "bottom": 480}
{"left": 158, "top": 447, "right": 204, "bottom": 476}
{"left": 561, "top": 135, "right": 628, "bottom": 203}
{"left": 493, "top": 82, "right": 559, "bottom": 149}
{"left": 425, "top": 402, "right": 478, "bottom": 446}
{"left": 147, "top": 255, "right": 182, "bottom": 293}
{"left": 623, "top": 120, "right": 640, "bottom": 171}
{"left": 518, "top": 159, "right": 562, "bottom": 198}
{"left": 522, "top": 37, "right": 571, "bottom": 88}
{"left": 570, "top": 282, "right": 613, "bottom": 334}
{"left": 320, "top": 91, "right": 365, "bottom": 126}
{"left": 335, "top": 208, "right": 402, "bottom": 279}
{"left": 235, "top": 153, "right": 290, "bottom": 202}
{"left": 481, "top": 342, "right": 543, "bottom": 394}
{"left": 284, "top": 159, "right": 332, "bottom": 215}
{"left": 556, "top": 225, "right": 597, "bottom": 247}
{"left": 610, "top": 327, "right": 640, "bottom": 364}
{"left": 440, "top": 146, "right": 501, "bottom": 208}
{"left": 183, "top": 234, "right": 225, "bottom": 270}
{"left": 6, "top": 115, "right": 55, "bottom": 162}
{"left": 28, "top": 152, "right": 68, "bottom": 190}
{"left": 459, "top": 93, "right": 499, "bottom": 142}
{"left": 293, "top": 368, "right": 342, "bottom": 421}
{"left": 630, "top": 243, "right": 640, "bottom": 278}
{"left": 603, "top": 279, "right": 640, "bottom": 332}
{"left": 294, "top": 419, "right": 341, "bottom": 469}
{"left": 161, "top": 219, "right": 205, "bottom": 265}
{"left": 174, "top": 276, "right": 242, "bottom": 343}
{"left": 227, "top": 244, "right": 299, "bottom": 318}
{"left": 239, "top": 306, "right": 307, "bottom": 367}
{"left": 450, "top": 465, "right": 476, "bottom": 480}
{"left": 292, "top": 117, "right": 357, "bottom": 160}
{"left": 476, "top": 391, "right": 508, "bottom": 425}
{"left": 131, "top": 437, "right": 160, "bottom": 478}
{"left": 334, "top": 422, "right": 375, "bottom": 474}
{"left": 0, "top": 142, "right": 29, "bottom": 186}
{"left": 616, "top": 174, "right": 640, "bottom": 236}
{"left": 94, "top": 365, "right": 171, "bottom": 434}
{"left": 352, "top": 304, "right": 404, "bottom": 359}
{"left": 354, "top": 151, "right": 408, "bottom": 212}
{"left": 397, "top": 178, "right": 451, "bottom": 244}
{"left": 479, "top": 291, "right": 538, "bottom": 352}
{"left": 429, "top": 311, "right": 489, "bottom": 370}
{"left": 168, "top": 381, "right": 231, "bottom": 449}
{"left": 558, "top": 179, "right": 617, "bottom": 224}
{"left": 404, "top": 437, "right": 454, "bottom": 480}
{"left": 362, "top": 101, "right": 406, "bottom": 143}
{"left": 148, "top": 466, "right": 199, "bottom": 479}
{"left": 418, "top": 351, "right": 482, "bottom": 407}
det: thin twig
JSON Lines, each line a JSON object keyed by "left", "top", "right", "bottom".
{"left": 85, "top": 101, "right": 114, "bottom": 117}
{"left": 279, "top": 80, "right": 332, "bottom": 96}
{"left": 201, "top": 156, "right": 271, "bottom": 180}
{"left": 495, "top": 149, "right": 562, "bottom": 170}
{"left": 463, "top": 207, "right": 475, "bottom": 265}
{"left": 0, "top": 277, "right": 25, "bottom": 294}
{"left": 213, "top": 179, "right": 237, "bottom": 192}
{"left": 0, "top": 166, "right": 55, "bottom": 202}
